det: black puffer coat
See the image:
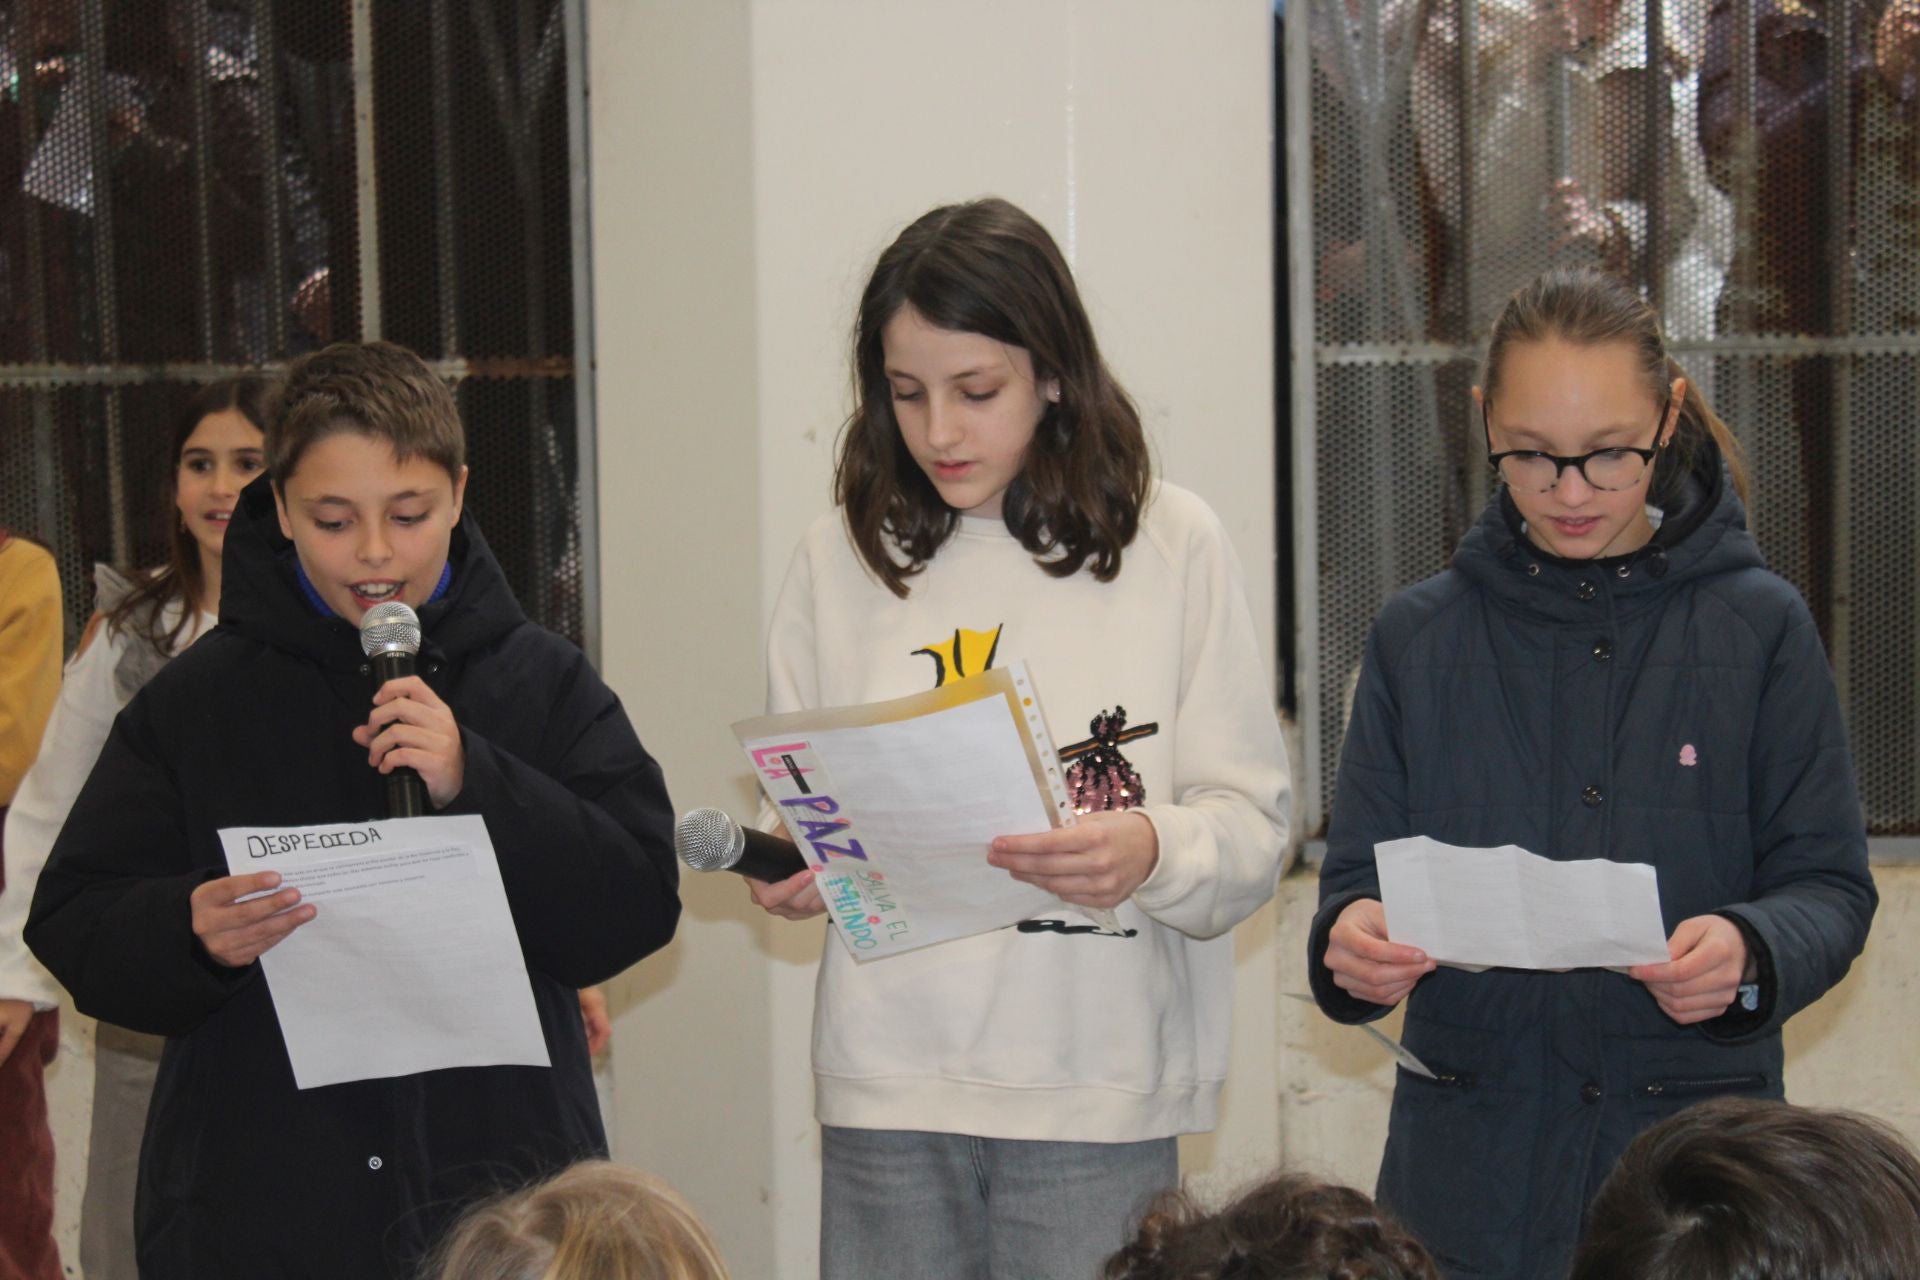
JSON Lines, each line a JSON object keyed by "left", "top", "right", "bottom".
{"left": 1308, "top": 451, "right": 1875, "bottom": 1279}
{"left": 27, "top": 476, "right": 680, "bottom": 1278}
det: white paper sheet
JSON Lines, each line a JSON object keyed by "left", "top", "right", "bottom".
{"left": 219, "top": 815, "right": 549, "bottom": 1089}
{"left": 1375, "top": 836, "right": 1672, "bottom": 971}
{"left": 736, "top": 662, "right": 1107, "bottom": 959}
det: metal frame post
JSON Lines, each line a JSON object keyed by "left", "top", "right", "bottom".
{"left": 80, "top": 0, "right": 128, "bottom": 566}
{"left": 1826, "top": 0, "right": 1855, "bottom": 706}
{"left": 563, "top": 0, "right": 601, "bottom": 666}
{"left": 1285, "top": 0, "right": 1323, "bottom": 832}
{"left": 352, "top": 0, "right": 382, "bottom": 337}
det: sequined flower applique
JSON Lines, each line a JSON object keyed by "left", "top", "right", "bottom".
{"left": 1061, "top": 706, "right": 1160, "bottom": 814}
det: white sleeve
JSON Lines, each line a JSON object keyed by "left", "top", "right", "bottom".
{"left": 0, "top": 626, "right": 126, "bottom": 1009}
{"left": 1130, "top": 508, "right": 1293, "bottom": 940}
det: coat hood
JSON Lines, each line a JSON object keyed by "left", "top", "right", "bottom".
{"left": 220, "top": 473, "right": 525, "bottom": 667}
{"left": 1452, "top": 439, "right": 1766, "bottom": 623}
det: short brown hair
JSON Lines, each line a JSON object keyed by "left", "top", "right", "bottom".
{"left": 268, "top": 340, "right": 464, "bottom": 488}
{"left": 1571, "top": 1097, "right": 1920, "bottom": 1280}
{"left": 1103, "top": 1173, "right": 1438, "bottom": 1280}
{"left": 837, "top": 197, "right": 1151, "bottom": 598}
{"left": 423, "top": 1161, "right": 730, "bottom": 1280}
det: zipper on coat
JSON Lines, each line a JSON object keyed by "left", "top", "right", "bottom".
{"left": 1638, "top": 1073, "right": 1768, "bottom": 1099}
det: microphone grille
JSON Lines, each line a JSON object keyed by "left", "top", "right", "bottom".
{"left": 674, "top": 808, "right": 744, "bottom": 872}
{"left": 359, "top": 601, "right": 422, "bottom": 657}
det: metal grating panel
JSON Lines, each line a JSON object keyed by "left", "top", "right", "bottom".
{"left": 0, "top": 0, "right": 593, "bottom": 652}
{"left": 1288, "top": 0, "right": 1920, "bottom": 836}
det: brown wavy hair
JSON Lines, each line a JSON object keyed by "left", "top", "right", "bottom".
{"left": 1103, "top": 1173, "right": 1438, "bottom": 1280}
{"left": 835, "top": 198, "right": 1151, "bottom": 597}
{"left": 1482, "top": 268, "right": 1748, "bottom": 507}
{"left": 1571, "top": 1098, "right": 1920, "bottom": 1280}
{"left": 106, "top": 377, "right": 271, "bottom": 654}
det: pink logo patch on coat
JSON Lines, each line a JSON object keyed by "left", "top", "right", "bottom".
{"left": 1678, "top": 744, "right": 1698, "bottom": 767}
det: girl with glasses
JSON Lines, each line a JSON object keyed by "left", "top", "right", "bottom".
{"left": 1308, "top": 267, "right": 1876, "bottom": 1280}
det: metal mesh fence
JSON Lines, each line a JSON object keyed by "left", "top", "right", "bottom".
{"left": 1287, "top": 0, "right": 1920, "bottom": 836}
{"left": 0, "top": 0, "right": 591, "bottom": 651}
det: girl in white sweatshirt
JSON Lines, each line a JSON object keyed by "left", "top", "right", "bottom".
{"left": 748, "top": 197, "right": 1292, "bottom": 1280}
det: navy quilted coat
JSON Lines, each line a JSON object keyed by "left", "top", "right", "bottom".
{"left": 1308, "top": 451, "right": 1875, "bottom": 1279}
{"left": 27, "top": 477, "right": 680, "bottom": 1278}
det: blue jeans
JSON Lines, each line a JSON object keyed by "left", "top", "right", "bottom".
{"left": 819, "top": 1126, "right": 1178, "bottom": 1280}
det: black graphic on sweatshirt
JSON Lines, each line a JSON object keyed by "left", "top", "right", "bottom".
{"left": 1014, "top": 917, "right": 1140, "bottom": 939}
{"left": 913, "top": 625, "right": 1003, "bottom": 688}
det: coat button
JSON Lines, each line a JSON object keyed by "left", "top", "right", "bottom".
{"left": 1580, "top": 1081, "right": 1602, "bottom": 1103}
{"left": 1576, "top": 580, "right": 1597, "bottom": 601}
{"left": 368, "top": 1156, "right": 383, "bottom": 1170}
{"left": 1526, "top": 563, "right": 1541, "bottom": 576}
{"left": 1592, "top": 639, "right": 1612, "bottom": 661}
{"left": 1581, "top": 785, "right": 1603, "bottom": 807}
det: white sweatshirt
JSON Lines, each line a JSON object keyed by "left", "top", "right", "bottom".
{"left": 0, "top": 571, "right": 208, "bottom": 1009}
{"left": 766, "top": 482, "right": 1291, "bottom": 1142}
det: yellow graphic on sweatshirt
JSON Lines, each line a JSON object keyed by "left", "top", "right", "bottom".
{"left": 912, "top": 625, "right": 1003, "bottom": 688}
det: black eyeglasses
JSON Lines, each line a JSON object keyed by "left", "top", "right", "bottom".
{"left": 1483, "top": 392, "right": 1673, "bottom": 493}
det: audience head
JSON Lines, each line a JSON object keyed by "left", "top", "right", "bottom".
{"left": 1571, "top": 1096, "right": 1920, "bottom": 1280}
{"left": 1103, "top": 1172, "right": 1439, "bottom": 1280}
{"left": 424, "top": 1161, "right": 729, "bottom": 1280}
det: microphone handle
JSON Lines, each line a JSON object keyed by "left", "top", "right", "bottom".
{"left": 371, "top": 649, "right": 430, "bottom": 819}
{"left": 734, "top": 826, "right": 810, "bottom": 883}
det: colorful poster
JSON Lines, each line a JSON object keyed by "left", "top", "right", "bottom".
{"left": 734, "top": 662, "right": 1092, "bottom": 959}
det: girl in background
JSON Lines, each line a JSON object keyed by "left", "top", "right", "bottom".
{"left": 0, "top": 377, "right": 267, "bottom": 1280}
{"left": 749, "top": 197, "right": 1291, "bottom": 1279}
{"left": 1310, "top": 268, "right": 1875, "bottom": 1279}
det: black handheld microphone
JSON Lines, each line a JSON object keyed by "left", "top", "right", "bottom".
{"left": 359, "top": 601, "right": 428, "bottom": 819}
{"left": 674, "top": 808, "right": 809, "bottom": 883}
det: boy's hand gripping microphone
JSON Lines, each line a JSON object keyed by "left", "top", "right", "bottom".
{"left": 359, "top": 601, "right": 429, "bottom": 818}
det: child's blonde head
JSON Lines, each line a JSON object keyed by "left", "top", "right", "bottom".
{"left": 426, "top": 1162, "right": 729, "bottom": 1280}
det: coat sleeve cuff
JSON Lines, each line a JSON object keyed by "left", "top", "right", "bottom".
{"left": 1308, "top": 890, "right": 1394, "bottom": 1025}
{"left": 1697, "top": 909, "right": 1776, "bottom": 1042}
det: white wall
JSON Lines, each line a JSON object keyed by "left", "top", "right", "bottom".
{"left": 590, "top": 2, "right": 1281, "bottom": 1275}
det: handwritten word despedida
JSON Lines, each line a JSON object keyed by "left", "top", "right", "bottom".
{"left": 245, "top": 826, "right": 385, "bottom": 858}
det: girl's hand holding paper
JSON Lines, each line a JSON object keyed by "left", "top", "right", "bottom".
{"left": 987, "top": 810, "right": 1159, "bottom": 909}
